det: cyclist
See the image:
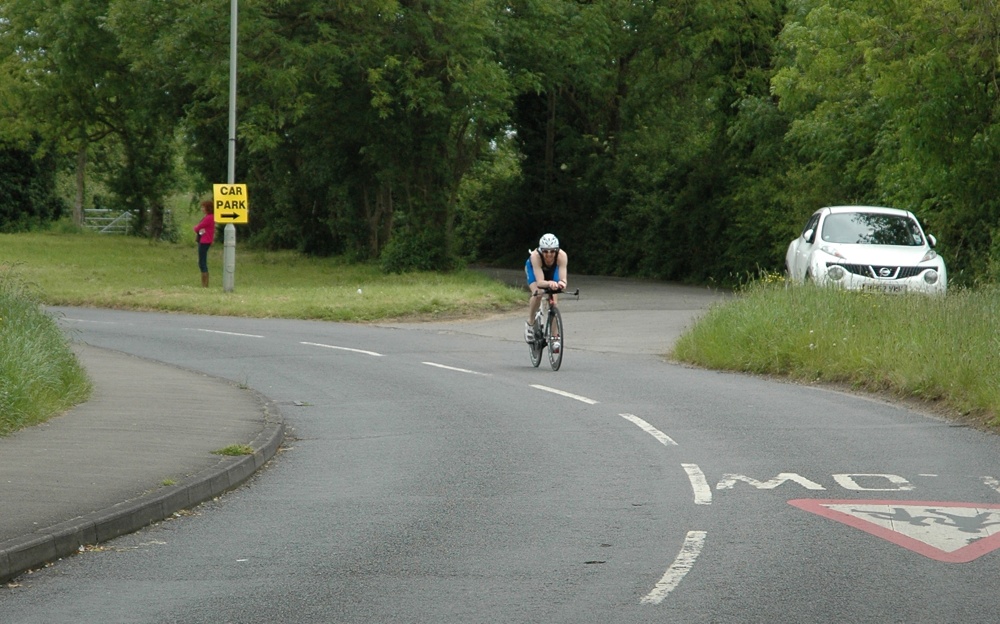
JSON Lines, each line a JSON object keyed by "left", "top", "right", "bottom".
{"left": 524, "top": 233, "right": 568, "bottom": 342}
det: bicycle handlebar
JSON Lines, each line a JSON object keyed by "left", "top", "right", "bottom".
{"left": 532, "top": 287, "right": 580, "bottom": 298}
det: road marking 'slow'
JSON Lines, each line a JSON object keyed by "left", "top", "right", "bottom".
{"left": 641, "top": 530, "right": 707, "bottom": 605}
{"left": 529, "top": 385, "right": 598, "bottom": 404}
{"left": 619, "top": 414, "right": 677, "bottom": 446}
{"left": 301, "top": 342, "right": 383, "bottom": 357}
{"left": 196, "top": 329, "right": 264, "bottom": 338}
{"left": 422, "top": 362, "right": 489, "bottom": 376}
{"left": 682, "top": 463, "right": 712, "bottom": 505}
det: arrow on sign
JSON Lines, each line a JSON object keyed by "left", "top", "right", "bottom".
{"left": 220, "top": 213, "right": 241, "bottom": 220}
{"left": 790, "top": 499, "right": 1000, "bottom": 563}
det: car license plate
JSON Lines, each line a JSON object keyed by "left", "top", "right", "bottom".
{"left": 862, "top": 283, "right": 906, "bottom": 293}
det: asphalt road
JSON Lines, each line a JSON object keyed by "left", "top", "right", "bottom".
{"left": 3, "top": 274, "right": 1000, "bottom": 623}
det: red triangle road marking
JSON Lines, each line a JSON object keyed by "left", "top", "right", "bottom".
{"left": 789, "top": 499, "right": 1000, "bottom": 563}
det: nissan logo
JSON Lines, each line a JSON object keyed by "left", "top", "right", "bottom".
{"left": 879, "top": 267, "right": 892, "bottom": 278}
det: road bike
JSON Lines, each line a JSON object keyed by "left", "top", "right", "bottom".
{"left": 528, "top": 287, "right": 579, "bottom": 371}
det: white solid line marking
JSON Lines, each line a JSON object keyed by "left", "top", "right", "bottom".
{"left": 529, "top": 385, "right": 598, "bottom": 404}
{"left": 422, "top": 362, "right": 489, "bottom": 376}
{"left": 195, "top": 329, "right": 264, "bottom": 338}
{"left": 301, "top": 342, "right": 383, "bottom": 357}
{"left": 619, "top": 414, "right": 678, "bottom": 446}
{"left": 62, "top": 318, "right": 119, "bottom": 325}
{"left": 682, "top": 463, "right": 712, "bottom": 505}
{"left": 641, "top": 530, "right": 707, "bottom": 605}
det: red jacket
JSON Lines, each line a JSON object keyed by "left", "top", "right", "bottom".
{"left": 194, "top": 214, "right": 215, "bottom": 244}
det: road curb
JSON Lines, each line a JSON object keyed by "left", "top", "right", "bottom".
{"left": 0, "top": 392, "right": 284, "bottom": 584}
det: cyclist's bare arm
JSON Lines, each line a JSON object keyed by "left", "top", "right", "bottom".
{"left": 556, "top": 249, "right": 568, "bottom": 291}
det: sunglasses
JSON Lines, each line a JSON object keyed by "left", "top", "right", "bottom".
{"left": 541, "top": 249, "right": 557, "bottom": 254}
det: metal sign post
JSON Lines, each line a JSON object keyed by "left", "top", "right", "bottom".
{"left": 215, "top": 184, "right": 246, "bottom": 294}
{"left": 223, "top": 0, "right": 239, "bottom": 293}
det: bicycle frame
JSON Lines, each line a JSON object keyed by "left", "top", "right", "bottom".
{"left": 528, "top": 288, "right": 579, "bottom": 371}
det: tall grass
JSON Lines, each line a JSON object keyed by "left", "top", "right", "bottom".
{"left": 0, "top": 266, "right": 92, "bottom": 435}
{"left": 673, "top": 282, "right": 1000, "bottom": 425}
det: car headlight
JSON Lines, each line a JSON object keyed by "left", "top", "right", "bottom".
{"left": 920, "top": 250, "right": 938, "bottom": 262}
{"left": 923, "top": 269, "right": 939, "bottom": 284}
{"left": 820, "top": 245, "right": 846, "bottom": 260}
{"left": 827, "top": 265, "right": 846, "bottom": 281}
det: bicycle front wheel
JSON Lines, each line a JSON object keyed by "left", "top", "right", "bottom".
{"left": 546, "top": 306, "right": 563, "bottom": 371}
{"left": 528, "top": 326, "right": 543, "bottom": 368}
{"left": 528, "top": 339, "right": 543, "bottom": 367}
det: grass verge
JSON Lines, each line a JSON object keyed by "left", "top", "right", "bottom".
{"left": 0, "top": 230, "right": 524, "bottom": 321}
{"left": 672, "top": 281, "right": 1000, "bottom": 427}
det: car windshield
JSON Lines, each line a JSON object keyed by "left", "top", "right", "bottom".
{"left": 820, "top": 212, "right": 924, "bottom": 246}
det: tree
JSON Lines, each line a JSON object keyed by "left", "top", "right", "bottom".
{"left": 0, "top": 0, "right": 124, "bottom": 227}
{"left": 484, "top": 0, "right": 788, "bottom": 281}
{"left": 124, "top": 0, "right": 513, "bottom": 268}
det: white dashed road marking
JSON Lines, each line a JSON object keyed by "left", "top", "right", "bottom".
{"left": 641, "top": 530, "right": 707, "bottom": 605}
{"left": 529, "top": 384, "right": 599, "bottom": 404}
{"left": 422, "top": 362, "right": 489, "bottom": 376}
{"left": 682, "top": 463, "right": 713, "bottom": 505}
{"left": 195, "top": 329, "right": 264, "bottom": 338}
{"left": 301, "top": 342, "right": 383, "bottom": 357}
{"left": 619, "top": 413, "right": 677, "bottom": 446}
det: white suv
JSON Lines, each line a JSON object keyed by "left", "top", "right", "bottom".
{"left": 785, "top": 206, "right": 947, "bottom": 295}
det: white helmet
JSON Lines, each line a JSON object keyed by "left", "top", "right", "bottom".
{"left": 539, "top": 233, "right": 559, "bottom": 251}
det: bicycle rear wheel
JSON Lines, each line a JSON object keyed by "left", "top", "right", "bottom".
{"left": 546, "top": 306, "right": 563, "bottom": 371}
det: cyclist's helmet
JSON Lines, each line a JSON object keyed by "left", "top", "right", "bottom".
{"left": 539, "top": 233, "right": 559, "bottom": 251}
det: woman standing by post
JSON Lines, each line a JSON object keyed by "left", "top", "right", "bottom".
{"left": 193, "top": 200, "right": 215, "bottom": 287}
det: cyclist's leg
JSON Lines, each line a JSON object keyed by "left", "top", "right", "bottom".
{"left": 528, "top": 287, "right": 542, "bottom": 322}
{"left": 550, "top": 266, "right": 561, "bottom": 306}
{"left": 525, "top": 272, "right": 543, "bottom": 342}
{"left": 525, "top": 260, "right": 543, "bottom": 322}
{"left": 527, "top": 290, "right": 546, "bottom": 342}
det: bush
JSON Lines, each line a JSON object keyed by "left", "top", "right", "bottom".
{"left": 380, "top": 227, "right": 455, "bottom": 274}
{"left": 0, "top": 139, "right": 66, "bottom": 232}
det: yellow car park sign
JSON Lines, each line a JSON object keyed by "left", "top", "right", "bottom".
{"left": 213, "top": 183, "right": 249, "bottom": 224}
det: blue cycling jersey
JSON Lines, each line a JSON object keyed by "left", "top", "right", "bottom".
{"left": 525, "top": 254, "right": 559, "bottom": 286}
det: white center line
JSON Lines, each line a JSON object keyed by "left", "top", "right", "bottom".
{"left": 61, "top": 318, "right": 120, "bottom": 325}
{"left": 682, "top": 463, "right": 713, "bottom": 505}
{"left": 301, "top": 342, "right": 383, "bottom": 357}
{"left": 529, "top": 384, "right": 598, "bottom": 405}
{"left": 422, "top": 362, "right": 489, "bottom": 376}
{"left": 641, "top": 530, "right": 707, "bottom": 605}
{"left": 195, "top": 329, "right": 264, "bottom": 338}
{"left": 619, "top": 414, "right": 678, "bottom": 446}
